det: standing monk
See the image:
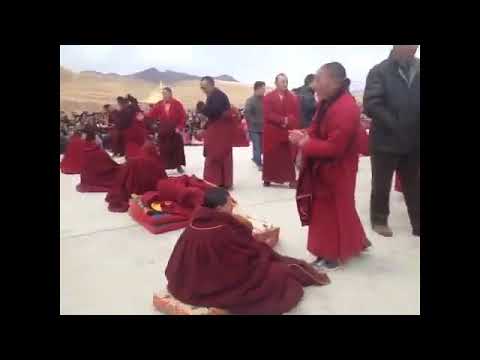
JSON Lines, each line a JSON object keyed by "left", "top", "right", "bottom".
{"left": 363, "top": 45, "right": 420, "bottom": 237}
{"left": 198, "top": 76, "right": 235, "bottom": 189}
{"left": 148, "top": 87, "right": 187, "bottom": 173}
{"left": 290, "top": 63, "right": 369, "bottom": 271}
{"left": 263, "top": 73, "right": 300, "bottom": 188}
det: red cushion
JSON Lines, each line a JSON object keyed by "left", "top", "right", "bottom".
{"left": 128, "top": 198, "right": 189, "bottom": 234}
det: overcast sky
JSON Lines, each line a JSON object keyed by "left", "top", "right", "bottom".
{"left": 60, "top": 45, "right": 420, "bottom": 90}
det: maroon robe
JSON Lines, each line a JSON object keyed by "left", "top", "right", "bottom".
{"left": 263, "top": 90, "right": 300, "bottom": 184}
{"left": 76, "top": 142, "right": 121, "bottom": 193}
{"left": 60, "top": 134, "right": 87, "bottom": 174}
{"left": 201, "top": 88, "right": 235, "bottom": 188}
{"left": 165, "top": 206, "right": 330, "bottom": 314}
{"left": 297, "top": 92, "right": 368, "bottom": 263}
{"left": 106, "top": 143, "right": 167, "bottom": 212}
{"left": 148, "top": 98, "right": 186, "bottom": 169}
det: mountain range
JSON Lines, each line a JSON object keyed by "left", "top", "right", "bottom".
{"left": 79, "top": 67, "right": 238, "bottom": 84}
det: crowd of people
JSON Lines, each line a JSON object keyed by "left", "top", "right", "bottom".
{"left": 60, "top": 45, "right": 420, "bottom": 314}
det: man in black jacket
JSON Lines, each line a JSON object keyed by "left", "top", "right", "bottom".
{"left": 294, "top": 74, "right": 316, "bottom": 128}
{"left": 364, "top": 45, "right": 420, "bottom": 237}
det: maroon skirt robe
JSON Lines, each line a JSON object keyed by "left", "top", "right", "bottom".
{"left": 203, "top": 111, "right": 235, "bottom": 188}
{"left": 165, "top": 207, "right": 330, "bottom": 314}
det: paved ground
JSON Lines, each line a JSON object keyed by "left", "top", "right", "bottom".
{"left": 60, "top": 145, "right": 420, "bottom": 315}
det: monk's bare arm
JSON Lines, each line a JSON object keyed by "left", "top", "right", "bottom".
{"left": 301, "top": 110, "right": 358, "bottom": 159}
{"left": 363, "top": 66, "right": 396, "bottom": 132}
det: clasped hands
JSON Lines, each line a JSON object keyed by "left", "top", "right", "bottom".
{"left": 288, "top": 129, "right": 309, "bottom": 147}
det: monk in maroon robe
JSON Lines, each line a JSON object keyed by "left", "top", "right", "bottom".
{"left": 148, "top": 87, "right": 186, "bottom": 173}
{"left": 60, "top": 131, "right": 87, "bottom": 174}
{"left": 106, "top": 142, "right": 167, "bottom": 212}
{"left": 165, "top": 187, "right": 330, "bottom": 314}
{"left": 291, "top": 63, "right": 369, "bottom": 271}
{"left": 263, "top": 73, "right": 301, "bottom": 188}
{"left": 76, "top": 130, "right": 121, "bottom": 193}
{"left": 199, "top": 76, "right": 235, "bottom": 189}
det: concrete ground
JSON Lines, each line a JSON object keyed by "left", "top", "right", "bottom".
{"left": 60, "top": 145, "right": 420, "bottom": 315}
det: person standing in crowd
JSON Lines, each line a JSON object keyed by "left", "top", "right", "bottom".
{"left": 296, "top": 74, "right": 317, "bottom": 128}
{"left": 148, "top": 87, "right": 187, "bottom": 174}
{"left": 198, "top": 76, "right": 235, "bottom": 189}
{"left": 262, "top": 73, "right": 300, "bottom": 188}
{"left": 289, "top": 62, "right": 369, "bottom": 271}
{"left": 363, "top": 45, "right": 420, "bottom": 237}
{"left": 244, "top": 81, "right": 266, "bottom": 170}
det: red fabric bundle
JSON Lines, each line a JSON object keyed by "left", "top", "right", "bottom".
{"left": 106, "top": 143, "right": 167, "bottom": 212}
{"left": 60, "top": 134, "right": 87, "bottom": 174}
{"left": 76, "top": 142, "right": 121, "bottom": 193}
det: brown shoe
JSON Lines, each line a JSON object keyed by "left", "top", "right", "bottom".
{"left": 372, "top": 224, "right": 393, "bottom": 237}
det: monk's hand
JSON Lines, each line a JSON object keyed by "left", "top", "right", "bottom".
{"left": 282, "top": 117, "right": 289, "bottom": 128}
{"left": 288, "top": 130, "right": 304, "bottom": 144}
{"left": 298, "top": 134, "right": 310, "bottom": 147}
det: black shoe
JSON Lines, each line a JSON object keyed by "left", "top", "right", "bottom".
{"left": 263, "top": 181, "right": 271, "bottom": 187}
{"left": 177, "top": 166, "right": 185, "bottom": 174}
{"left": 412, "top": 229, "right": 420, "bottom": 237}
{"left": 323, "top": 260, "right": 341, "bottom": 272}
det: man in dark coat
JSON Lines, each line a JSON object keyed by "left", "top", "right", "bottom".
{"left": 363, "top": 45, "right": 420, "bottom": 237}
{"left": 294, "top": 74, "right": 317, "bottom": 128}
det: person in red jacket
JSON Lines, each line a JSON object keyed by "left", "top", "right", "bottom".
{"left": 148, "top": 88, "right": 187, "bottom": 173}
{"left": 263, "top": 73, "right": 300, "bottom": 188}
{"left": 290, "top": 62, "right": 369, "bottom": 271}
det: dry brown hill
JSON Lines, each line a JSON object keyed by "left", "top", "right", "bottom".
{"left": 60, "top": 67, "right": 255, "bottom": 113}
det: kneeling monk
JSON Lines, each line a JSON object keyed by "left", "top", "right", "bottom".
{"left": 291, "top": 62, "right": 370, "bottom": 271}
{"left": 76, "top": 129, "right": 121, "bottom": 193}
{"left": 60, "top": 131, "right": 87, "bottom": 174}
{"left": 106, "top": 143, "right": 167, "bottom": 212}
{"left": 148, "top": 87, "right": 187, "bottom": 173}
{"left": 165, "top": 187, "right": 330, "bottom": 315}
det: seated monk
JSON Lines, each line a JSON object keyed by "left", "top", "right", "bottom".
{"left": 60, "top": 131, "right": 87, "bottom": 174}
{"left": 165, "top": 187, "right": 330, "bottom": 315}
{"left": 106, "top": 143, "right": 167, "bottom": 212}
{"left": 76, "top": 130, "right": 122, "bottom": 193}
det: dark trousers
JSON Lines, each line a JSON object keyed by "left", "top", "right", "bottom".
{"left": 249, "top": 131, "right": 263, "bottom": 167}
{"left": 370, "top": 150, "right": 420, "bottom": 233}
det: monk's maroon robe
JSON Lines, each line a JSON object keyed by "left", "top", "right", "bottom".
{"left": 263, "top": 90, "right": 300, "bottom": 184}
{"left": 60, "top": 134, "right": 87, "bottom": 174}
{"left": 201, "top": 88, "right": 235, "bottom": 188}
{"left": 165, "top": 206, "right": 330, "bottom": 314}
{"left": 76, "top": 142, "right": 121, "bottom": 193}
{"left": 148, "top": 98, "right": 186, "bottom": 169}
{"left": 106, "top": 143, "right": 167, "bottom": 212}
{"left": 297, "top": 91, "right": 368, "bottom": 263}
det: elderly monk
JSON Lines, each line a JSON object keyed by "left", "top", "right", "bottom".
{"left": 148, "top": 87, "right": 187, "bottom": 174}
{"left": 165, "top": 187, "right": 330, "bottom": 315}
{"left": 198, "top": 76, "right": 235, "bottom": 189}
{"left": 290, "top": 63, "right": 370, "bottom": 271}
{"left": 263, "top": 73, "right": 300, "bottom": 188}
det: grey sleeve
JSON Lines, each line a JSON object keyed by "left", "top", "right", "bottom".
{"left": 244, "top": 98, "right": 255, "bottom": 123}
